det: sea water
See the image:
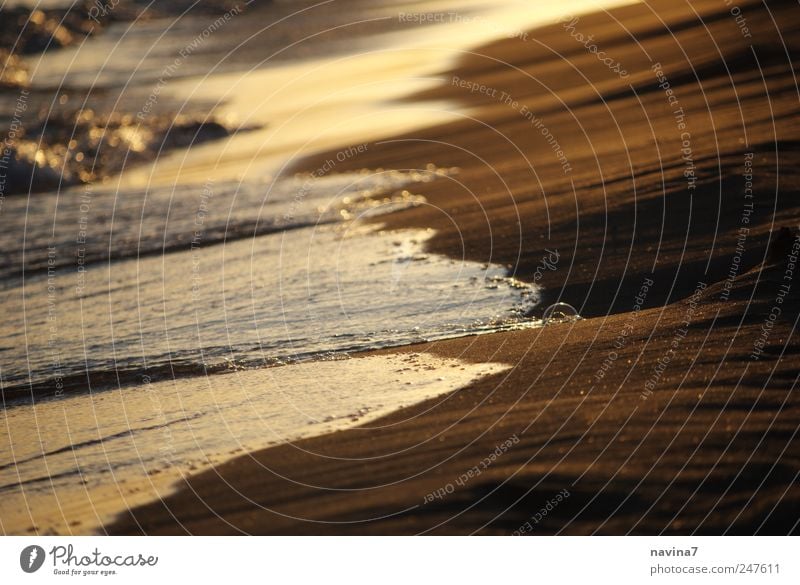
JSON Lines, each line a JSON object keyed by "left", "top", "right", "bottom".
{"left": 0, "top": 168, "right": 532, "bottom": 534}
{"left": 0, "top": 169, "right": 536, "bottom": 395}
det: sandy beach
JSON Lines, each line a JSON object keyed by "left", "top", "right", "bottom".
{"left": 103, "top": 0, "right": 800, "bottom": 534}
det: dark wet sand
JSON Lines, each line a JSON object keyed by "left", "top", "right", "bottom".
{"left": 109, "top": 0, "right": 800, "bottom": 534}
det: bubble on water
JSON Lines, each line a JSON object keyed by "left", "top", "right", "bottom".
{"left": 542, "top": 302, "right": 581, "bottom": 325}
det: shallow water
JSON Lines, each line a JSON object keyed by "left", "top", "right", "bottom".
{"left": 18, "top": 0, "right": 637, "bottom": 186}
{"left": 0, "top": 165, "right": 536, "bottom": 533}
{"left": 0, "top": 167, "right": 536, "bottom": 396}
{"left": 0, "top": 353, "right": 508, "bottom": 534}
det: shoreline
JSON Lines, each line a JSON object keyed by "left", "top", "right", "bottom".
{"left": 104, "top": 0, "right": 800, "bottom": 534}
{"left": 2, "top": 352, "right": 509, "bottom": 535}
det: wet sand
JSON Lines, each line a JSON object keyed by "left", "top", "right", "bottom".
{"left": 109, "top": 0, "right": 800, "bottom": 534}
